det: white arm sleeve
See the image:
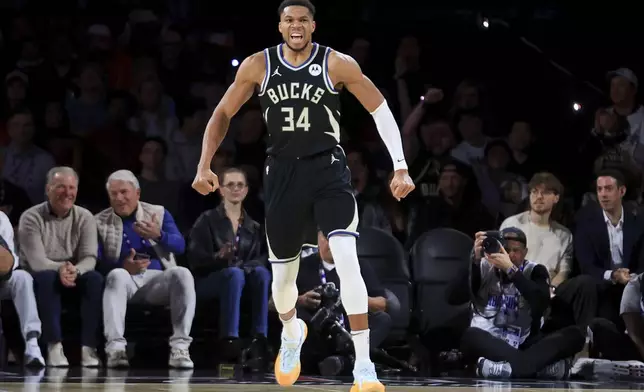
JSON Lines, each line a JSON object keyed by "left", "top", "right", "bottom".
{"left": 370, "top": 100, "right": 408, "bottom": 171}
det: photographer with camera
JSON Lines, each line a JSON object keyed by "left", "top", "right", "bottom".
{"left": 456, "top": 228, "right": 584, "bottom": 379}
{"left": 277, "top": 230, "right": 391, "bottom": 376}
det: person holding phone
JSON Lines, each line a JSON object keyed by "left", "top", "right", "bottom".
{"left": 187, "top": 167, "right": 270, "bottom": 365}
{"left": 95, "top": 170, "right": 195, "bottom": 370}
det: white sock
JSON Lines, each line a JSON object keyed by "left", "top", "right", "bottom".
{"left": 26, "top": 337, "right": 39, "bottom": 348}
{"left": 351, "top": 329, "right": 371, "bottom": 363}
{"left": 281, "top": 312, "right": 302, "bottom": 341}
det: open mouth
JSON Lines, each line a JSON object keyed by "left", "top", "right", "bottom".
{"left": 290, "top": 33, "right": 303, "bottom": 43}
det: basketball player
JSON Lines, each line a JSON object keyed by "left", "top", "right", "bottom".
{"left": 192, "top": 1, "right": 414, "bottom": 390}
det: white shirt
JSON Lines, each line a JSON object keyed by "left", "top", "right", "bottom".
{"left": 500, "top": 212, "right": 573, "bottom": 281}
{"left": 450, "top": 139, "right": 488, "bottom": 166}
{"left": 602, "top": 208, "right": 624, "bottom": 281}
{"left": 0, "top": 211, "right": 18, "bottom": 270}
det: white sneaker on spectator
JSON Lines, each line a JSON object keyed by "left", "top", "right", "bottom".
{"left": 46, "top": 343, "right": 68, "bottom": 367}
{"left": 106, "top": 350, "right": 130, "bottom": 368}
{"left": 169, "top": 348, "right": 194, "bottom": 369}
{"left": 537, "top": 358, "right": 571, "bottom": 380}
{"left": 81, "top": 346, "right": 101, "bottom": 367}
{"left": 572, "top": 358, "right": 644, "bottom": 379}
{"left": 476, "top": 357, "right": 512, "bottom": 379}
{"left": 24, "top": 340, "right": 45, "bottom": 368}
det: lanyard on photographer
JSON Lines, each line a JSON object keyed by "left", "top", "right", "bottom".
{"left": 319, "top": 265, "right": 345, "bottom": 327}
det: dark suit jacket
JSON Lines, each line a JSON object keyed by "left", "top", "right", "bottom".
{"left": 574, "top": 205, "right": 644, "bottom": 282}
{"left": 187, "top": 204, "right": 267, "bottom": 278}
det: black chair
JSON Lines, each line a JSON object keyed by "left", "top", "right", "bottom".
{"left": 356, "top": 227, "right": 411, "bottom": 342}
{"left": 356, "top": 227, "right": 417, "bottom": 373}
{"left": 410, "top": 228, "right": 472, "bottom": 351}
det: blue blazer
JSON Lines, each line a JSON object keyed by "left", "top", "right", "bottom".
{"left": 574, "top": 205, "right": 644, "bottom": 282}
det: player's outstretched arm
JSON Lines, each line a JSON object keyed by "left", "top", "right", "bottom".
{"left": 197, "top": 52, "right": 265, "bottom": 173}
{"left": 328, "top": 51, "right": 415, "bottom": 200}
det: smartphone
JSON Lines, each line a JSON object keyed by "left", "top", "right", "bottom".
{"left": 134, "top": 253, "right": 150, "bottom": 261}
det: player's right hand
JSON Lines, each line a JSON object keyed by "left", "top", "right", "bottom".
{"left": 192, "top": 168, "right": 220, "bottom": 195}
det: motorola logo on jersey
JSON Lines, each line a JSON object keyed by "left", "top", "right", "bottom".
{"left": 309, "top": 64, "right": 322, "bottom": 76}
{"left": 266, "top": 82, "right": 326, "bottom": 105}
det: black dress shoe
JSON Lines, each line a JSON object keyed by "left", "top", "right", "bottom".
{"left": 219, "top": 338, "right": 242, "bottom": 362}
{"left": 244, "top": 336, "right": 268, "bottom": 372}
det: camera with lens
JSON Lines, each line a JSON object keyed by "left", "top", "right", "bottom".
{"left": 309, "top": 282, "right": 354, "bottom": 354}
{"left": 481, "top": 230, "right": 505, "bottom": 255}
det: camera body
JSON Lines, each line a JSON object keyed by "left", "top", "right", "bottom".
{"left": 310, "top": 282, "right": 353, "bottom": 354}
{"left": 482, "top": 231, "right": 505, "bottom": 255}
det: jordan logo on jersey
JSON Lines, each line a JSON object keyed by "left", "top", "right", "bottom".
{"left": 266, "top": 82, "right": 326, "bottom": 105}
{"left": 272, "top": 66, "right": 282, "bottom": 77}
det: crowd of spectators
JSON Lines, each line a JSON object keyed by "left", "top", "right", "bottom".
{"left": 0, "top": 1, "right": 643, "bottom": 381}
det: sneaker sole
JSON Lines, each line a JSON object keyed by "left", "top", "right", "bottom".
{"left": 350, "top": 382, "right": 386, "bottom": 392}
{"left": 275, "top": 320, "right": 308, "bottom": 387}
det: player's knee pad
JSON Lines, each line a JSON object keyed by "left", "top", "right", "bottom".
{"left": 271, "top": 257, "right": 300, "bottom": 314}
{"left": 328, "top": 234, "right": 368, "bottom": 315}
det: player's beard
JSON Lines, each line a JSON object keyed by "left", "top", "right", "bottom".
{"left": 284, "top": 39, "right": 311, "bottom": 53}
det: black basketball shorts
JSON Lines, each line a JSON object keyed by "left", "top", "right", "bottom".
{"left": 263, "top": 146, "right": 359, "bottom": 263}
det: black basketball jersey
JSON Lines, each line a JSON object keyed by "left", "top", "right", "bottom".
{"left": 257, "top": 43, "right": 341, "bottom": 158}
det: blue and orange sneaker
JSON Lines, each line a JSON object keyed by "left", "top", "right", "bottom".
{"left": 274, "top": 318, "right": 308, "bottom": 386}
{"left": 350, "top": 360, "right": 385, "bottom": 391}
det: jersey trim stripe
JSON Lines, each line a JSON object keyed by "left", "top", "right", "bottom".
{"left": 258, "top": 48, "right": 271, "bottom": 96}
{"left": 277, "top": 42, "right": 319, "bottom": 71}
{"left": 322, "top": 47, "right": 338, "bottom": 94}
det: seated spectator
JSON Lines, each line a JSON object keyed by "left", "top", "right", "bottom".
{"left": 96, "top": 170, "right": 194, "bottom": 369}
{"left": 165, "top": 101, "right": 208, "bottom": 182}
{"left": 127, "top": 78, "right": 179, "bottom": 138}
{"left": 473, "top": 139, "right": 527, "bottom": 221}
{"left": 456, "top": 229, "right": 584, "bottom": 379}
{"left": 18, "top": 167, "right": 102, "bottom": 367}
{"left": 574, "top": 169, "right": 644, "bottom": 330}
{"left": 501, "top": 173, "right": 595, "bottom": 333}
{"left": 187, "top": 167, "right": 269, "bottom": 361}
{"left": 65, "top": 63, "right": 108, "bottom": 137}
{"left": 0, "top": 210, "right": 44, "bottom": 366}
{"left": 450, "top": 112, "right": 489, "bottom": 166}
{"left": 137, "top": 137, "right": 183, "bottom": 229}
{"left": 407, "top": 159, "right": 495, "bottom": 246}
{"left": 578, "top": 274, "right": 644, "bottom": 378}
{"left": 2, "top": 108, "right": 56, "bottom": 204}
{"left": 279, "top": 230, "right": 391, "bottom": 376}
{"left": 500, "top": 173, "right": 572, "bottom": 289}
{"left": 506, "top": 121, "right": 541, "bottom": 181}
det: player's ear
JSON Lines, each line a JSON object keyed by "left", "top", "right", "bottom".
{"left": 311, "top": 20, "right": 316, "bottom": 33}
{"left": 278, "top": 21, "right": 284, "bottom": 35}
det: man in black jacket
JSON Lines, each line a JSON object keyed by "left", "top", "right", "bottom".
{"left": 451, "top": 228, "right": 584, "bottom": 379}
{"left": 574, "top": 169, "right": 644, "bottom": 330}
{"left": 187, "top": 168, "right": 269, "bottom": 358}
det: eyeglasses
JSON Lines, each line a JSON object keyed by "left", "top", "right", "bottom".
{"left": 530, "top": 189, "right": 554, "bottom": 197}
{"left": 223, "top": 182, "right": 247, "bottom": 190}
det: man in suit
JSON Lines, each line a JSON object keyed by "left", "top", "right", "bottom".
{"left": 574, "top": 169, "right": 644, "bottom": 330}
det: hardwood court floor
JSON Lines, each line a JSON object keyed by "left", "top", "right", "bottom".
{"left": 0, "top": 368, "right": 640, "bottom": 391}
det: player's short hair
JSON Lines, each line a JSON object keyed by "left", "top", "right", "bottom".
{"left": 278, "top": 0, "right": 316, "bottom": 18}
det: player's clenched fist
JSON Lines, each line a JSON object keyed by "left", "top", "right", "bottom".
{"left": 389, "top": 169, "right": 415, "bottom": 201}
{"left": 192, "top": 169, "right": 220, "bottom": 195}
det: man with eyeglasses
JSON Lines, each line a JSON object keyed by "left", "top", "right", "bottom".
{"left": 187, "top": 167, "right": 270, "bottom": 367}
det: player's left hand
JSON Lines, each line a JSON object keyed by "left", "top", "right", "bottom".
{"left": 389, "top": 169, "right": 415, "bottom": 201}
